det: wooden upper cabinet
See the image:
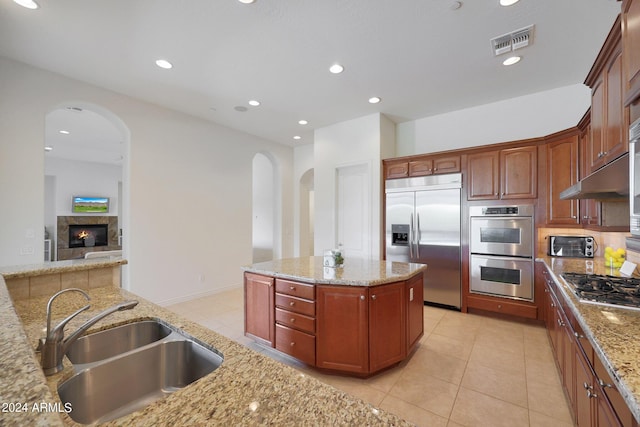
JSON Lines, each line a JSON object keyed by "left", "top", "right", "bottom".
{"left": 547, "top": 136, "right": 580, "bottom": 225}
{"left": 623, "top": 0, "right": 640, "bottom": 105}
{"left": 384, "top": 160, "right": 409, "bottom": 179}
{"left": 579, "top": 119, "right": 601, "bottom": 226}
{"left": 501, "top": 146, "right": 537, "bottom": 199}
{"left": 586, "top": 16, "right": 628, "bottom": 174}
{"left": 385, "top": 155, "right": 461, "bottom": 180}
{"left": 467, "top": 151, "right": 500, "bottom": 200}
{"left": 468, "top": 146, "right": 536, "bottom": 200}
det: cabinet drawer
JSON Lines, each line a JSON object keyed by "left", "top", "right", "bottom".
{"left": 275, "top": 324, "right": 315, "bottom": 365}
{"left": 275, "top": 279, "right": 315, "bottom": 300}
{"left": 275, "top": 307, "right": 315, "bottom": 334}
{"left": 275, "top": 293, "right": 315, "bottom": 316}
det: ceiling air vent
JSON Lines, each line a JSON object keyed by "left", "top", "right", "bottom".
{"left": 490, "top": 25, "right": 534, "bottom": 56}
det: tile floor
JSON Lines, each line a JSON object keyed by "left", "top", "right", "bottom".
{"left": 168, "top": 288, "right": 574, "bottom": 427}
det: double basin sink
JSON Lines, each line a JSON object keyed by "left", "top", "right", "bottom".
{"left": 57, "top": 320, "right": 223, "bottom": 424}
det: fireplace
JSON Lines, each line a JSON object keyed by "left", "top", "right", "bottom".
{"left": 68, "top": 224, "right": 108, "bottom": 248}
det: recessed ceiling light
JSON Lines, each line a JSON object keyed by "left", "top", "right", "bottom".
{"left": 248, "top": 100, "right": 261, "bottom": 106}
{"left": 44, "top": 146, "right": 53, "bottom": 152}
{"left": 368, "top": 97, "right": 382, "bottom": 104}
{"left": 59, "top": 130, "right": 70, "bottom": 135}
{"left": 293, "top": 136, "right": 302, "bottom": 140}
{"left": 329, "top": 64, "right": 344, "bottom": 74}
{"left": 502, "top": 55, "right": 521, "bottom": 66}
{"left": 13, "top": 0, "right": 38, "bottom": 9}
{"left": 298, "top": 120, "right": 308, "bottom": 125}
{"left": 449, "top": 1, "right": 462, "bottom": 10}
{"left": 238, "top": 0, "right": 255, "bottom": 3}
{"left": 234, "top": 106, "right": 248, "bottom": 112}
{"left": 499, "top": 0, "right": 520, "bottom": 6}
{"left": 155, "top": 59, "right": 173, "bottom": 69}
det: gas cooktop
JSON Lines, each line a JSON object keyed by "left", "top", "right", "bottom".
{"left": 561, "top": 272, "right": 640, "bottom": 311}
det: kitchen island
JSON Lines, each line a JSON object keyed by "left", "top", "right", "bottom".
{"left": 0, "top": 260, "right": 412, "bottom": 426}
{"left": 538, "top": 256, "right": 640, "bottom": 426}
{"left": 242, "top": 257, "right": 427, "bottom": 377}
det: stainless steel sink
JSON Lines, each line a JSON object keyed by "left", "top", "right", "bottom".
{"left": 58, "top": 339, "right": 223, "bottom": 424}
{"left": 65, "top": 320, "right": 172, "bottom": 364}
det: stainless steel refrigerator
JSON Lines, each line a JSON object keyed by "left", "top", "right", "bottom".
{"left": 385, "top": 173, "right": 462, "bottom": 309}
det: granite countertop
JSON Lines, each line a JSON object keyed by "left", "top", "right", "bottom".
{"left": 537, "top": 256, "right": 640, "bottom": 423}
{"left": 0, "top": 258, "right": 127, "bottom": 279}
{"left": 242, "top": 256, "right": 427, "bottom": 286}
{"left": 1, "top": 262, "right": 412, "bottom": 426}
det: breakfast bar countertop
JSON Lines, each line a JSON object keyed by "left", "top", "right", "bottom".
{"left": 537, "top": 256, "right": 640, "bottom": 424}
{"left": 1, "top": 261, "right": 413, "bottom": 426}
{"left": 242, "top": 256, "right": 427, "bottom": 286}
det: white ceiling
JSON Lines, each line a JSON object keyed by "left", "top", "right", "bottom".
{"left": 0, "top": 0, "right": 622, "bottom": 163}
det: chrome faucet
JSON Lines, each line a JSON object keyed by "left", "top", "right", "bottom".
{"left": 40, "top": 288, "right": 138, "bottom": 375}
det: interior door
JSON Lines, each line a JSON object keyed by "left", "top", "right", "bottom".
{"left": 336, "top": 163, "right": 370, "bottom": 259}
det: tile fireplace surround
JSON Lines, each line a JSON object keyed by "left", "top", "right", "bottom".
{"left": 56, "top": 216, "right": 120, "bottom": 260}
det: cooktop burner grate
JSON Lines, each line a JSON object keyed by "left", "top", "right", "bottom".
{"left": 561, "top": 272, "right": 640, "bottom": 310}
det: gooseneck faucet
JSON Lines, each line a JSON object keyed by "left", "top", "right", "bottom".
{"left": 40, "top": 288, "right": 138, "bottom": 375}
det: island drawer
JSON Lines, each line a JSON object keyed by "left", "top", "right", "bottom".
{"left": 275, "top": 324, "right": 315, "bottom": 365}
{"left": 275, "top": 279, "right": 315, "bottom": 300}
{"left": 275, "top": 294, "right": 315, "bottom": 316}
{"left": 275, "top": 307, "right": 315, "bottom": 334}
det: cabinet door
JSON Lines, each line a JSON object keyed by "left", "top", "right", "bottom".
{"left": 547, "top": 136, "right": 580, "bottom": 225}
{"left": 579, "top": 124, "right": 601, "bottom": 226}
{"left": 369, "top": 282, "right": 406, "bottom": 373}
{"left": 590, "top": 76, "right": 607, "bottom": 173}
{"left": 408, "top": 159, "right": 433, "bottom": 176}
{"left": 385, "top": 161, "right": 409, "bottom": 179}
{"left": 316, "top": 286, "right": 368, "bottom": 373}
{"left": 244, "top": 273, "right": 275, "bottom": 346}
{"left": 623, "top": 0, "right": 640, "bottom": 103}
{"left": 501, "top": 146, "right": 537, "bottom": 199}
{"left": 575, "top": 348, "right": 595, "bottom": 427}
{"left": 467, "top": 151, "right": 500, "bottom": 200}
{"left": 406, "top": 274, "right": 424, "bottom": 352}
{"left": 605, "top": 49, "right": 627, "bottom": 163}
{"left": 432, "top": 155, "right": 461, "bottom": 174}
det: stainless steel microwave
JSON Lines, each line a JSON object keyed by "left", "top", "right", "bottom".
{"left": 548, "top": 235, "right": 594, "bottom": 258}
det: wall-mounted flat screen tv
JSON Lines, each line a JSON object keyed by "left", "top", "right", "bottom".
{"left": 72, "top": 196, "right": 109, "bottom": 213}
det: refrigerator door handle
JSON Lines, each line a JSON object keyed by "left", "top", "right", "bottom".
{"left": 409, "top": 213, "right": 414, "bottom": 258}
{"left": 416, "top": 212, "right": 421, "bottom": 258}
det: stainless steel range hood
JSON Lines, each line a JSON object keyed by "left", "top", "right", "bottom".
{"left": 559, "top": 153, "right": 629, "bottom": 200}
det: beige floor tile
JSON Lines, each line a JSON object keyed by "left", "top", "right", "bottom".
{"left": 473, "top": 330, "right": 525, "bottom": 355}
{"left": 527, "top": 376, "right": 573, "bottom": 423}
{"left": 468, "top": 342, "right": 526, "bottom": 376}
{"left": 379, "top": 395, "right": 448, "bottom": 427}
{"left": 450, "top": 387, "right": 530, "bottom": 427}
{"left": 528, "top": 410, "right": 575, "bottom": 427}
{"left": 363, "top": 364, "right": 404, "bottom": 393}
{"left": 446, "top": 421, "right": 465, "bottom": 427}
{"left": 460, "top": 361, "right": 528, "bottom": 408}
{"left": 403, "top": 348, "right": 468, "bottom": 385}
{"left": 388, "top": 372, "right": 458, "bottom": 418}
{"left": 423, "top": 332, "right": 474, "bottom": 361}
{"left": 432, "top": 322, "right": 478, "bottom": 342}
{"left": 525, "top": 357, "right": 562, "bottom": 387}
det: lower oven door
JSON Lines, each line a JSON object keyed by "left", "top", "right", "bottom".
{"left": 470, "top": 254, "right": 533, "bottom": 301}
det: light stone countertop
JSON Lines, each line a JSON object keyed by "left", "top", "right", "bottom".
{"left": 242, "top": 256, "right": 427, "bottom": 286}
{"left": 0, "top": 258, "right": 127, "bottom": 279}
{"left": 538, "top": 256, "right": 640, "bottom": 424}
{"left": 1, "top": 260, "right": 413, "bottom": 426}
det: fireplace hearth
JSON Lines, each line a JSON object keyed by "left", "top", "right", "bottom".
{"left": 69, "top": 224, "right": 108, "bottom": 248}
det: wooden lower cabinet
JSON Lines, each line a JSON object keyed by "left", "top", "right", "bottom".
{"left": 541, "top": 265, "right": 637, "bottom": 427}
{"left": 406, "top": 274, "right": 424, "bottom": 352}
{"left": 315, "top": 285, "right": 369, "bottom": 373}
{"left": 244, "top": 273, "right": 275, "bottom": 346}
{"left": 369, "top": 282, "right": 406, "bottom": 372}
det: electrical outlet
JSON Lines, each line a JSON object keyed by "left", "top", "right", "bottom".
{"left": 198, "top": 274, "right": 205, "bottom": 283}
{"left": 20, "top": 246, "right": 34, "bottom": 255}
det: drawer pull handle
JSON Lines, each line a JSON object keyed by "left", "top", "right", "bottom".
{"left": 290, "top": 302, "right": 295, "bottom": 306}
{"left": 360, "top": 295, "right": 365, "bottom": 301}
{"left": 290, "top": 318, "right": 295, "bottom": 323}
{"left": 371, "top": 295, "right": 377, "bottom": 300}
{"left": 290, "top": 286, "right": 295, "bottom": 290}
{"left": 290, "top": 342, "right": 295, "bottom": 347}
{"left": 574, "top": 332, "right": 584, "bottom": 339}
{"left": 598, "top": 379, "right": 613, "bottom": 388}
{"left": 587, "top": 390, "right": 597, "bottom": 399}
{"left": 584, "top": 382, "right": 592, "bottom": 390}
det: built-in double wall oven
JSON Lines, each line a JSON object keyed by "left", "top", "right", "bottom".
{"left": 469, "top": 205, "right": 534, "bottom": 301}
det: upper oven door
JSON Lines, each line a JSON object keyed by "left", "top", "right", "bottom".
{"left": 470, "top": 216, "right": 533, "bottom": 257}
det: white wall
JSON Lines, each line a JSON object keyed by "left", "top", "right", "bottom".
{"left": 396, "top": 84, "right": 591, "bottom": 157}
{"left": 0, "top": 56, "right": 293, "bottom": 305}
{"left": 313, "top": 113, "right": 394, "bottom": 260}
{"left": 293, "top": 144, "right": 314, "bottom": 256}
